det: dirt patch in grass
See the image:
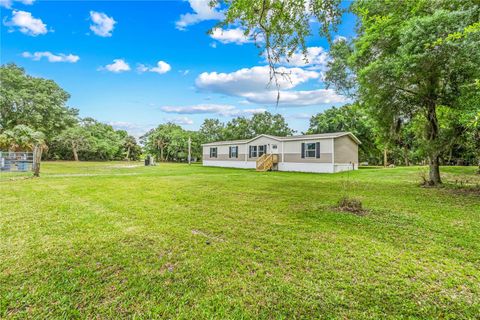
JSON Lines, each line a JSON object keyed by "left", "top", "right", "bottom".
{"left": 335, "top": 196, "right": 368, "bottom": 216}
{"left": 446, "top": 186, "right": 480, "bottom": 196}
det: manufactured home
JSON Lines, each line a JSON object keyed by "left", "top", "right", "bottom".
{"left": 202, "top": 132, "right": 360, "bottom": 173}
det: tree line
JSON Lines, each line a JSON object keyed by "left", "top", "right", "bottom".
{"left": 0, "top": 64, "right": 141, "bottom": 162}
{"left": 1, "top": 63, "right": 479, "bottom": 171}
{"left": 216, "top": 0, "right": 480, "bottom": 185}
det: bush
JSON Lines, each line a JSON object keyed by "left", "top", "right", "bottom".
{"left": 337, "top": 196, "right": 365, "bottom": 215}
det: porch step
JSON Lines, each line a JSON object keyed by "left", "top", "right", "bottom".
{"left": 256, "top": 154, "right": 279, "bottom": 171}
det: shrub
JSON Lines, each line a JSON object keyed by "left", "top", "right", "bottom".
{"left": 337, "top": 196, "right": 365, "bottom": 215}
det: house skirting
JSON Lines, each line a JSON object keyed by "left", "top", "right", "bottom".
{"left": 203, "top": 160, "right": 256, "bottom": 169}
{"left": 203, "top": 160, "right": 358, "bottom": 173}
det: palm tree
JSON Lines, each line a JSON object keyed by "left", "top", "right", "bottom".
{"left": 0, "top": 125, "right": 46, "bottom": 176}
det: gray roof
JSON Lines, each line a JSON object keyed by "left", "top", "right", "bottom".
{"left": 202, "top": 132, "right": 361, "bottom": 146}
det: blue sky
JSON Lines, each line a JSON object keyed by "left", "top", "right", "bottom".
{"left": 1, "top": 0, "right": 356, "bottom": 137}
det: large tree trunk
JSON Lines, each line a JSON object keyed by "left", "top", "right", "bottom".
{"left": 72, "top": 143, "right": 79, "bottom": 161}
{"left": 33, "top": 145, "right": 43, "bottom": 177}
{"left": 426, "top": 103, "right": 442, "bottom": 185}
{"left": 403, "top": 146, "right": 410, "bottom": 166}
{"left": 383, "top": 148, "right": 388, "bottom": 167}
{"left": 429, "top": 156, "right": 441, "bottom": 185}
{"left": 125, "top": 146, "right": 130, "bottom": 161}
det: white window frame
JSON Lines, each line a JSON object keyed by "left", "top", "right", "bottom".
{"left": 250, "top": 146, "right": 257, "bottom": 158}
{"left": 305, "top": 142, "right": 316, "bottom": 158}
{"left": 258, "top": 145, "right": 266, "bottom": 157}
{"left": 230, "top": 146, "right": 238, "bottom": 158}
{"left": 210, "top": 147, "right": 217, "bottom": 158}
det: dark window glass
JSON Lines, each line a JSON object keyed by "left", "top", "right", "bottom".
{"left": 251, "top": 146, "right": 257, "bottom": 157}
{"left": 258, "top": 145, "right": 265, "bottom": 157}
{"left": 305, "top": 143, "right": 316, "bottom": 158}
{"left": 231, "top": 146, "right": 238, "bottom": 158}
{"left": 210, "top": 147, "right": 217, "bottom": 158}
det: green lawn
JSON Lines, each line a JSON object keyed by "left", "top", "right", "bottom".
{"left": 1, "top": 162, "right": 479, "bottom": 319}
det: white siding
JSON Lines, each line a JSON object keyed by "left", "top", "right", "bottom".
{"left": 202, "top": 135, "right": 358, "bottom": 174}
{"left": 278, "top": 163, "right": 334, "bottom": 173}
{"left": 246, "top": 136, "right": 283, "bottom": 154}
{"left": 334, "top": 163, "right": 359, "bottom": 172}
{"left": 282, "top": 138, "right": 333, "bottom": 153}
{"left": 203, "top": 160, "right": 255, "bottom": 169}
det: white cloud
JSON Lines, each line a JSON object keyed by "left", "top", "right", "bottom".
{"left": 195, "top": 65, "right": 347, "bottom": 107}
{"left": 100, "top": 59, "right": 131, "bottom": 73}
{"left": 136, "top": 64, "right": 148, "bottom": 73}
{"left": 160, "top": 103, "right": 266, "bottom": 117}
{"left": 22, "top": 51, "right": 80, "bottom": 63}
{"left": 291, "top": 112, "right": 312, "bottom": 120}
{"left": 108, "top": 121, "right": 155, "bottom": 138}
{"left": 196, "top": 65, "right": 319, "bottom": 95}
{"left": 279, "top": 47, "right": 329, "bottom": 70}
{"left": 89, "top": 11, "right": 116, "bottom": 37}
{"left": 150, "top": 61, "right": 171, "bottom": 74}
{"left": 0, "top": 0, "right": 34, "bottom": 9}
{"left": 237, "top": 108, "right": 268, "bottom": 116}
{"left": 161, "top": 104, "right": 236, "bottom": 115}
{"left": 210, "top": 27, "right": 253, "bottom": 44}
{"left": 244, "top": 89, "right": 347, "bottom": 106}
{"left": 179, "top": 69, "right": 190, "bottom": 76}
{"left": 166, "top": 116, "right": 194, "bottom": 125}
{"left": 176, "top": 0, "right": 223, "bottom": 30}
{"left": 137, "top": 61, "right": 171, "bottom": 74}
{"left": 4, "top": 10, "right": 47, "bottom": 36}
{"left": 209, "top": 42, "right": 217, "bottom": 48}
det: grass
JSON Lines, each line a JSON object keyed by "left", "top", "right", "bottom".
{"left": 1, "top": 162, "right": 479, "bottom": 319}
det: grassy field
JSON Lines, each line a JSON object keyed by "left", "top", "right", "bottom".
{"left": 1, "top": 162, "right": 479, "bottom": 319}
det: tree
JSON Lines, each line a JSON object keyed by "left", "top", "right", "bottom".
{"left": 325, "top": 1, "right": 480, "bottom": 184}
{"left": 219, "top": 0, "right": 480, "bottom": 185}
{"left": 250, "top": 111, "right": 294, "bottom": 136}
{"left": 187, "top": 131, "right": 203, "bottom": 161}
{"left": 54, "top": 126, "right": 92, "bottom": 161}
{"left": 307, "top": 104, "right": 381, "bottom": 164}
{"left": 0, "top": 125, "right": 46, "bottom": 176}
{"left": 466, "top": 111, "right": 480, "bottom": 173}
{"left": 50, "top": 118, "right": 127, "bottom": 161}
{"left": 223, "top": 116, "right": 253, "bottom": 140}
{"left": 0, "top": 64, "right": 78, "bottom": 141}
{"left": 199, "top": 119, "right": 225, "bottom": 143}
{"left": 213, "top": 0, "right": 342, "bottom": 91}
{"left": 81, "top": 118, "right": 124, "bottom": 160}
{"left": 142, "top": 123, "right": 184, "bottom": 161}
{"left": 0, "top": 125, "right": 45, "bottom": 152}
{"left": 122, "top": 135, "right": 142, "bottom": 161}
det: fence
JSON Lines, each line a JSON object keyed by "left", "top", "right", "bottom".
{"left": 0, "top": 152, "right": 35, "bottom": 172}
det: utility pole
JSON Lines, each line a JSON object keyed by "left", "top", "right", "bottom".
{"left": 188, "top": 136, "right": 191, "bottom": 165}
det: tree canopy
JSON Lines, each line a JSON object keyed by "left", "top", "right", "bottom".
{"left": 0, "top": 64, "right": 78, "bottom": 141}
{"left": 329, "top": 0, "right": 480, "bottom": 184}
{"left": 200, "top": 112, "right": 294, "bottom": 142}
{"left": 218, "top": 0, "right": 480, "bottom": 184}
{"left": 307, "top": 104, "right": 381, "bottom": 164}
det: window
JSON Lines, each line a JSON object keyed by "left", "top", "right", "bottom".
{"left": 301, "top": 142, "right": 320, "bottom": 158}
{"left": 229, "top": 146, "right": 238, "bottom": 158}
{"left": 249, "top": 146, "right": 257, "bottom": 158}
{"left": 272, "top": 144, "right": 278, "bottom": 150}
{"left": 258, "top": 145, "right": 266, "bottom": 157}
{"left": 210, "top": 147, "right": 217, "bottom": 158}
{"left": 305, "top": 143, "right": 316, "bottom": 158}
